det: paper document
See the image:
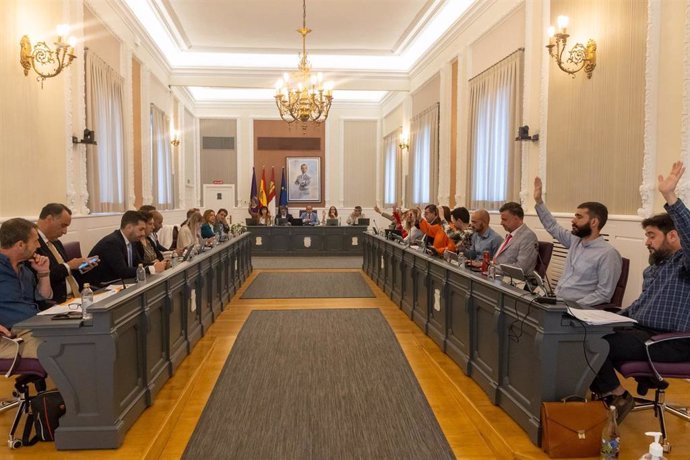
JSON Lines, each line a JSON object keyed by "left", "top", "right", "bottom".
{"left": 566, "top": 307, "right": 637, "bottom": 325}
{"left": 37, "top": 284, "right": 134, "bottom": 315}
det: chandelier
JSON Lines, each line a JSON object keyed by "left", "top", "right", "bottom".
{"left": 274, "top": 0, "right": 334, "bottom": 125}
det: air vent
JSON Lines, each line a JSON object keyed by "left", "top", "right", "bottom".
{"left": 257, "top": 137, "right": 320, "bottom": 151}
{"left": 202, "top": 136, "right": 235, "bottom": 150}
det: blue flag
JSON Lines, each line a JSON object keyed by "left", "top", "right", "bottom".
{"left": 250, "top": 167, "right": 259, "bottom": 213}
{"left": 279, "top": 167, "right": 288, "bottom": 208}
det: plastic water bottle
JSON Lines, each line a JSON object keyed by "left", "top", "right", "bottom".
{"left": 488, "top": 262, "right": 497, "bottom": 280}
{"left": 601, "top": 405, "right": 620, "bottom": 459}
{"left": 81, "top": 283, "right": 93, "bottom": 320}
{"left": 136, "top": 263, "right": 147, "bottom": 283}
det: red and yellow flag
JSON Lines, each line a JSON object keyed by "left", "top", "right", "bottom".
{"left": 258, "top": 167, "right": 268, "bottom": 207}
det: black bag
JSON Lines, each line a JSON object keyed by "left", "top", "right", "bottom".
{"left": 22, "top": 389, "right": 66, "bottom": 445}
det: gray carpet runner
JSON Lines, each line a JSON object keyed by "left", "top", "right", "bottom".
{"left": 241, "top": 271, "right": 375, "bottom": 299}
{"left": 251, "top": 256, "right": 363, "bottom": 269}
{"left": 182, "top": 309, "right": 455, "bottom": 459}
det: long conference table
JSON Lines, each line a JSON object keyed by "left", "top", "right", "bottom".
{"left": 247, "top": 224, "right": 366, "bottom": 256}
{"left": 15, "top": 233, "right": 252, "bottom": 450}
{"left": 362, "top": 233, "right": 620, "bottom": 445}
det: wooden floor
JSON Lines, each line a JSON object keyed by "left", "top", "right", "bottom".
{"left": 1, "top": 267, "right": 689, "bottom": 459}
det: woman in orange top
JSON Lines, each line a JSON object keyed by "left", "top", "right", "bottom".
{"left": 417, "top": 204, "right": 456, "bottom": 256}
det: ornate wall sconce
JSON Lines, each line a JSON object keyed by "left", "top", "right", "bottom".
{"left": 398, "top": 132, "right": 409, "bottom": 151}
{"left": 20, "top": 24, "right": 77, "bottom": 88}
{"left": 170, "top": 129, "right": 181, "bottom": 147}
{"left": 546, "top": 16, "right": 596, "bottom": 79}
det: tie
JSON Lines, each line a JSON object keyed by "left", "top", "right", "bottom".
{"left": 494, "top": 233, "right": 513, "bottom": 261}
{"left": 127, "top": 243, "right": 133, "bottom": 267}
{"left": 46, "top": 240, "right": 81, "bottom": 298}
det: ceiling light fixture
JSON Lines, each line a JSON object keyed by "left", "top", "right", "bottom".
{"left": 274, "top": 0, "right": 334, "bottom": 126}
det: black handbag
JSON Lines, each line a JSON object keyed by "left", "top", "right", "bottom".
{"left": 23, "top": 389, "right": 66, "bottom": 445}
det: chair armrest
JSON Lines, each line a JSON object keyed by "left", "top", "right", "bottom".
{"left": 0, "top": 334, "right": 25, "bottom": 378}
{"left": 643, "top": 332, "right": 690, "bottom": 382}
{"left": 594, "top": 303, "right": 622, "bottom": 313}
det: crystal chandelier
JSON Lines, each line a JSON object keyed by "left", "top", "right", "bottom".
{"left": 274, "top": 0, "right": 334, "bottom": 125}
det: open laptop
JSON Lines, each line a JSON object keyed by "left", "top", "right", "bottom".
{"left": 326, "top": 218, "right": 339, "bottom": 226}
{"left": 245, "top": 218, "right": 257, "bottom": 226}
{"left": 276, "top": 217, "right": 289, "bottom": 226}
{"left": 290, "top": 217, "right": 303, "bottom": 226}
{"left": 181, "top": 243, "right": 196, "bottom": 262}
{"left": 355, "top": 218, "right": 370, "bottom": 226}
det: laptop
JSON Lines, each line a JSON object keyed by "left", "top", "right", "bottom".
{"left": 181, "top": 243, "right": 196, "bottom": 262}
{"left": 355, "top": 218, "right": 370, "bottom": 226}
{"left": 245, "top": 218, "right": 257, "bottom": 225}
{"left": 277, "top": 217, "right": 289, "bottom": 226}
{"left": 326, "top": 218, "right": 339, "bottom": 226}
{"left": 290, "top": 217, "right": 303, "bottom": 226}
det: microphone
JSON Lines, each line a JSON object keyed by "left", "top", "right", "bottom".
{"left": 97, "top": 278, "right": 127, "bottom": 290}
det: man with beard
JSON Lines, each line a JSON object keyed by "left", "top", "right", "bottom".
{"left": 533, "top": 177, "right": 622, "bottom": 307}
{"left": 588, "top": 161, "right": 690, "bottom": 423}
{"left": 0, "top": 218, "right": 52, "bottom": 359}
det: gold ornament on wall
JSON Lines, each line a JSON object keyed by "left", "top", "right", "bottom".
{"left": 20, "top": 24, "right": 77, "bottom": 88}
{"left": 546, "top": 16, "right": 596, "bottom": 79}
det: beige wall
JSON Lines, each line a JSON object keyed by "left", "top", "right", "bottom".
{"left": 383, "top": 104, "right": 403, "bottom": 137}
{"left": 199, "top": 119, "right": 237, "bottom": 188}
{"left": 469, "top": 4, "right": 525, "bottom": 79}
{"left": 412, "top": 74, "right": 440, "bottom": 116}
{"left": 0, "top": 0, "right": 67, "bottom": 217}
{"left": 83, "top": 5, "right": 120, "bottom": 74}
{"left": 343, "top": 120, "right": 378, "bottom": 208}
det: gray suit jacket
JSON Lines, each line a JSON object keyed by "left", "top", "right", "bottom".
{"left": 493, "top": 224, "right": 539, "bottom": 274}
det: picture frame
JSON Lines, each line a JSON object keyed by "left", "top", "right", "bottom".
{"left": 287, "top": 156, "right": 321, "bottom": 202}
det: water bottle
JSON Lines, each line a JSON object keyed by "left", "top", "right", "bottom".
{"left": 214, "top": 231, "right": 220, "bottom": 246}
{"left": 81, "top": 283, "right": 93, "bottom": 320}
{"left": 488, "top": 262, "right": 496, "bottom": 280}
{"left": 601, "top": 405, "right": 620, "bottom": 459}
{"left": 136, "top": 263, "right": 147, "bottom": 283}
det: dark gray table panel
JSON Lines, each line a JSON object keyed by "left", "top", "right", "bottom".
{"left": 248, "top": 225, "right": 365, "bottom": 256}
{"left": 17, "top": 234, "right": 252, "bottom": 450}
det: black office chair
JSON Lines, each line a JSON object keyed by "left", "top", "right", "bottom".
{"left": 594, "top": 257, "right": 630, "bottom": 311}
{"left": 534, "top": 241, "right": 553, "bottom": 278}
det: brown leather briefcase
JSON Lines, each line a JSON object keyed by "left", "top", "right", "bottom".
{"left": 540, "top": 399, "right": 608, "bottom": 458}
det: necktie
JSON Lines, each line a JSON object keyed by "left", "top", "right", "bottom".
{"left": 46, "top": 240, "right": 80, "bottom": 298}
{"left": 127, "top": 243, "right": 133, "bottom": 267}
{"left": 494, "top": 233, "right": 513, "bottom": 261}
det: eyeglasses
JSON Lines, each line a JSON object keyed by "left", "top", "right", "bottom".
{"left": 67, "top": 303, "right": 81, "bottom": 311}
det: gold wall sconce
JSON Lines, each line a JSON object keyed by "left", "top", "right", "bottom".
{"left": 20, "top": 24, "right": 77, "bottom": 88}
{"left": 170, "top": 130, "right": 181, "bottom": 147}
{"left": 398, "top": 132, "right": 409, "bottom": 151}
{"left": 546, "top": 16, "right": 596, "bottom": 79}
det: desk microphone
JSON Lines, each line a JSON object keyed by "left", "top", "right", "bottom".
{"left": 97, "top": 278, "right": 127, "bottom": 290}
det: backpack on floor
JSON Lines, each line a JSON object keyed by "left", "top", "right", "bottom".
{"left": 22, "top": 389, "right": 66, "bottom": 445}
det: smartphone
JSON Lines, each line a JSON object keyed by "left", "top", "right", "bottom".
{"left": 78, "top": 256, "right": 99, "bottom": 273}
{"left": 52, "top": 311, "right": 83, "bottom": 320}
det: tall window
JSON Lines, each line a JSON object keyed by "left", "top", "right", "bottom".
{"left": 85, "top": 52, "right": 125, "bottom": 213}
{"left": 383, "top": 129, "right": 401, "bottom": 206}
{"left": 150, "top": 105, "right": 174, "bottom": 209}
{"left": 408, "top": 103, "right": 439, "bottom": 206}
{"left": 468, "top": 49, "right": 523, "bottom": 210}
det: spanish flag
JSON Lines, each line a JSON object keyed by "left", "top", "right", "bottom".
{"left": 259, "top": 167, "right": 268, "bottom": 207}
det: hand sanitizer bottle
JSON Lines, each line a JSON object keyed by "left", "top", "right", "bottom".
{"left": 639, "top": 432, "right": 666, "bottom": 460}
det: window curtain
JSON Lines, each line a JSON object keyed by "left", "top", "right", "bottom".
{"left": 150, "top": 105, "right": 174, "bottom": 210}
{"left": 383, "top": 129, "right": 401, "bottom": 206}
{"left": 85, "top": 51, "right": 126, "bottom": 213}
{"left": 467, "top": 49, "right": 523, "bottom": 210}
{"left": 408, "top": 103, "right": 439, "bottom": 206}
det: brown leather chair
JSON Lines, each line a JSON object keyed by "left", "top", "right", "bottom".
{"left": 595, "top": 257, "right": 630, "bottom": 311}
{"left": 534, "top": 241, "right": 554, "bottom": 278}
{"left": 63, "top": 241, "right": 82, "bottom": 260}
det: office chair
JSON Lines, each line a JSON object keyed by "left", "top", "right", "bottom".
{"left": 534, "top": 241, "right": 553, "bottom": 278}
{"left": 0, "top": 333, "right": 48, "bottom": 449}
{"left": 63, "top": 241, "right": 82, "bottom": 260}
{"left": 618, "top": 332, "right": 690, "bottom": 452}
{"left": 594, "top": 257, "right": 630, "bottom": 311}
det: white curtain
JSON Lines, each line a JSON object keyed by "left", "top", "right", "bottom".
{"left": 383, "top": 129, "right": 401, "bottom": 206}
{"left": 467, "top": 49, "right": 523, "bottom": 210}
{"left": 86, "top": 52, "right": 125, "bottom": 213}
{"left": 408, "top": 104, "right": 439, "bottom": 206}
{"left": 150, "top": 105, "right": 174, "bottom": 210}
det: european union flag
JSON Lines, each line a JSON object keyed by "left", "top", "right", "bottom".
{"left": 278, "top": 167, "right": 288, "bottom": 207}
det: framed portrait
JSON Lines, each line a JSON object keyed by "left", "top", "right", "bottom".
{"left": 287, "top": 157, "right": 321, "bottom": 202}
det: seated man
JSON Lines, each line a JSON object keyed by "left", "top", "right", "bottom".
{"left": 299, "top": 205, "right": 319, "bottom": 225}
{"left": 0, "top": 218, "right": 52, "bottom": 359}
{"left": 589, "top": 161, "right": 690, "bottom": 423}
{"left": 275, "top": 206, "right": 293, "bottom": 225}
{"left": 534, "top": 178, "right": 622, "bottom": 307}
{"left": 493, "top": 202, "right": 538, "bottom": 274}
{"left": 149, "top": 210, "right": 169, "bottom": 252}
{"left": 87, "top": 211, "right": 167, "bottom": 285}
{"left": 464, "top": 209, "right": 503, "bottom": 261}
{"left": 346, "top": 206, "right": 366, "bottom": 225}
{"left": 214, "top": 208, "right": 231, "bottom": 235}
{"left": 36, "top": 203, "right": 97, "bottom": 304}
{"left": 446, "top": 207, "right": 472, "bottom": 250}
{"left": 417, "top": 204, "right": 456, "bottom": 256}
{"left": 373, "top": 204, "right": 403, "bottom": 232}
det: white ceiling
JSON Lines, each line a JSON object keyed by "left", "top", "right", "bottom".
{"left": 121, "top": 0, "right": 477, "bottom": 101}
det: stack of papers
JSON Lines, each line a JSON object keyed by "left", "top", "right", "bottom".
{"left": 566, "top": 307, "right": 637, "bottom": 325}
{"left": 38, "top": 284, "right": 134, "bottom": 316}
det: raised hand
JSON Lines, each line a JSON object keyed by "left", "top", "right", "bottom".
{"left": 534, "top": 177, "right": 544, "bottom": 204}
{"left": 374, "top": 205, "right": 381, "bottom": 214}
{"left": 658, "top": 161, "right": 685, "bottom": 205}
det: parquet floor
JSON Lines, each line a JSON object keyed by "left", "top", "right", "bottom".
{"left": 0, "top": 267, "right": 688, "bottom": 459}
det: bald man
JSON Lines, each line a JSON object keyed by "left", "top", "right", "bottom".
{"left": 464, "top": 209, "right": 503, "bottom": 260}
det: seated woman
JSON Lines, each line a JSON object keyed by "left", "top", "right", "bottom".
{"left": 417, "top": 204, "right": 456, "bottom": 256}
{"left": 176, "top": 211, "right": 203, "bottom": 252}
{"left": 141, "top": 212, "right": 164, "bottom": 264}
{"left": 257, "top": 206, "right": 272, "bottom": 226}
{"left": 321, "top": 206, "right": 339, "bottom": 224}
{"left": 201, "top": 210, "right": 216, "bottom": 239}
{"left": 402, "top": 209, "right": 423, "bottom": 242}
{"left": 374, "top": 204, "right": 404, "bottom": 233}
